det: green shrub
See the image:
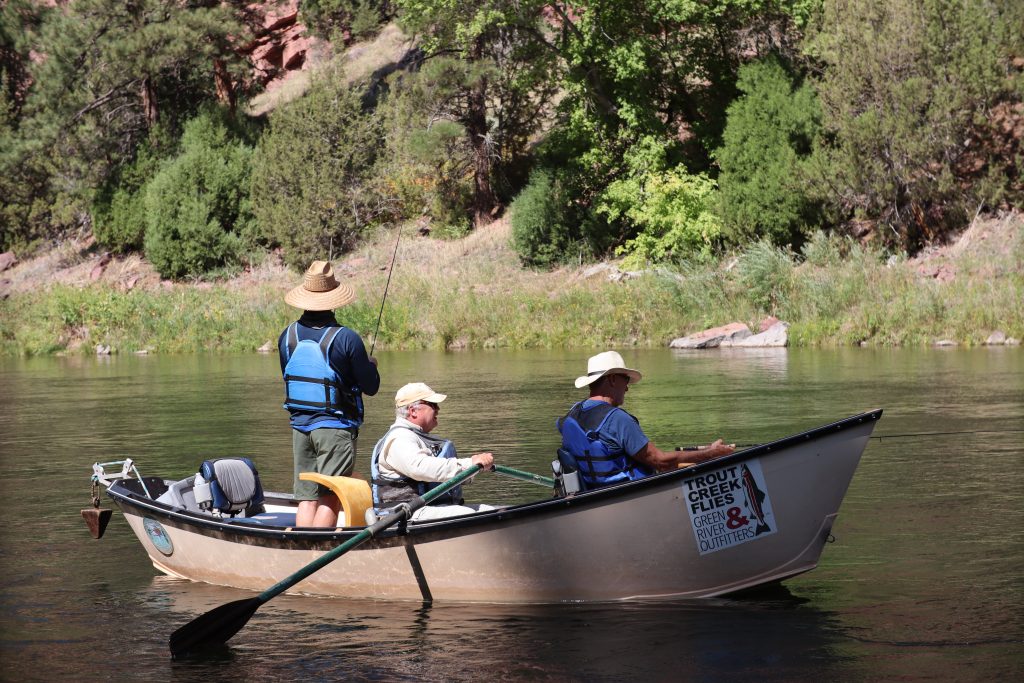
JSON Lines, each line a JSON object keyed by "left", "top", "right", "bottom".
{"left": 143, "top": 109, "right": 255, "bottom": 278}
{"left": 510, "top": 169, "right": 578, "bottom": 267}
{"left": 588, "top": 136, "right": 721, "bottom": 267}
{"left": 250, "top": 66, "right": 382, "bottom": 269}
{"left": 91, "top": 136, "right": 169, "bottom": 253}
{"left": 714, "top": 56, "right": 821, "bottom": 247}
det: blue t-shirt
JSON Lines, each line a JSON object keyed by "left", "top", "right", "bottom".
{"left": 278, "top": 311, "right": 380, "bottom": 432}
{"left": 580, "top": 399, "right": 650, "bottom": 458}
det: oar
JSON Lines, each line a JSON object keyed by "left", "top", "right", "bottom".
{"left": 493, "top": 464, "right": 555, "bottom": 488}
{"left": 169, "top": 464, "right": 483, "bottom": 658}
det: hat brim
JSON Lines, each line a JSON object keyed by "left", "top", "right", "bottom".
{"left": 396, "top": 391, "right": 447, "bottom": 408}
{"left": 284, "top": 283, "right": 356, "bottom": 311}
{"left": 574, "top": 368, "right": 642, "bottom": 389}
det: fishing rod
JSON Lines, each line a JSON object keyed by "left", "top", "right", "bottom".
{"left": 370, "top": 224, "right": 402, "bottom": 356}
{"left": 676, "top": 428, "right": 1024, "bottom": 451}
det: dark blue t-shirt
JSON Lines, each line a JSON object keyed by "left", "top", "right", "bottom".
{"left": 278, "top": 311, "right": 380, "bottom": 432}
{"left": 579, "top": 399, "right": 650, "bottom": 457}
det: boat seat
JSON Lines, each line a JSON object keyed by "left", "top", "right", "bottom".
{"left": 299, "top": 473, "right": 372, "bottom": 527}
{"left": 155, "top": 475, "right": 205, "bottom": 512}
{"left": 197, "top": 457, "right": 265, "bottom": 517}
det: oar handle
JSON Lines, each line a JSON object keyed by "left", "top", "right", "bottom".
{"left": 257, "top": 464, "right": 483, "bottom": 603}
{"left": 493, "top": 464, "right": 555, "bottom": 488}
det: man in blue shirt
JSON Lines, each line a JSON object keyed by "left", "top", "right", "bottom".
{"left": 279, "top": 261, "right": 380, "bottom": 527}
{"left": 559, "top": 351, "right": 733, "bottom": 488}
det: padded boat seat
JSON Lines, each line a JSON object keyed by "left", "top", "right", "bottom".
{"left": 299, "top": 473, "right": 372, "bottom": 527}
{"left": 155, "top": 475, "right": 204, "bottom": 512}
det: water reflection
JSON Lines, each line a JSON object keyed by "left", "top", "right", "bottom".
{"left": 154, "top": 578, "right": 846, "bottom": 682}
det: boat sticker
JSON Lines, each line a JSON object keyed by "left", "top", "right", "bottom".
{"left": 143, "top": 518, "right": 174, "bottom": 556}
{"left": 683, "top": 459, "right": 777, "bottom": 555}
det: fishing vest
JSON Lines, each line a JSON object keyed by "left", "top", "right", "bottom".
{"left": 557, "top": 401, "right": 652, "bottom": 487}
{"left": 370, "top": 425, "right": 463, "bottom": 511}
{"left": 282, "top": 323, "right": 361, "bottom": 424}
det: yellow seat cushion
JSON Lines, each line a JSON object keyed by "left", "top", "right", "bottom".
{"left": 298, "top": 473, "right": 373, "bottom": 527}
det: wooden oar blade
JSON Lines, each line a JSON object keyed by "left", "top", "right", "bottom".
{"left": 169, "top": 597, "right": 261, "bottom": 658}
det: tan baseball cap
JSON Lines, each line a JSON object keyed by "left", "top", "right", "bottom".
{"left": 395, "top": 382, "right": 447, "bottom": 408}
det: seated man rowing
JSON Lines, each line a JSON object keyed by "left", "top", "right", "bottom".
{"left": 371, "top": 382, "right": 496, "bottom": 521}
{"left": 558, "top": 351, "right": 734, "bottom": 488}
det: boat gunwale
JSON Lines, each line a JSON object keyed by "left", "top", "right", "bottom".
{"left": 105, "top": 408, "right": 882, "bottom": 543}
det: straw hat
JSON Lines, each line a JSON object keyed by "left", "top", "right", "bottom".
{"left": 574, "top": 351, "right": 643, "bottom": 388}
{"left": 284, "top": 261, "right": 355, "bottom": 311}
{"left": 395, "top": 382, "right": 448, "bottom": 408}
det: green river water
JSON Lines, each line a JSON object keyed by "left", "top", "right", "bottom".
{"left": 0, "top": 348, "right": 1020, "bottom": 681}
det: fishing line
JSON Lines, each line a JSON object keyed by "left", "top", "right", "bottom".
{"left": 370, "top": 224, "right": 402, "bottom": 356}
{"left": 677, "top": 429, "right": 1024, "bottom": 451}
{"left": 869, "top": 429, "right": 1024, "bottom": 441}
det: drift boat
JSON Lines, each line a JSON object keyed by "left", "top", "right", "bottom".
{"left": 91, "top": 409, "right": 881, "bottom": 603}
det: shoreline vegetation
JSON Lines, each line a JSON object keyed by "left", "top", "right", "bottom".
{"left": 1, "top": 214, "right": 1021, "bottom": 357}
{"left": 4, "top": 5, "right": 1023, "bottom": 358}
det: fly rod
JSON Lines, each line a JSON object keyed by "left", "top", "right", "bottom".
{"left": 370, "top": 224, "right": 402, "bottom": 356}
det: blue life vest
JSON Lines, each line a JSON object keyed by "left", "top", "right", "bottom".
{"left": 557, "top": 401, "right": 652, "bottom": 488}
{"left": 282, "top": 323, "right": 361, "bottom": 424}
{"left": 370, "top": 425, "right": 463, "bottom": 511}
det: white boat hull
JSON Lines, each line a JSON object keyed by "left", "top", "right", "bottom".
{"left": 109, "top": 410, "right": 880, "bottom": 602}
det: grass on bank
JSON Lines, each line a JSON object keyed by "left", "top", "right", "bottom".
{"left": 1, "top": 217, "right": 1022, "bottom": 356}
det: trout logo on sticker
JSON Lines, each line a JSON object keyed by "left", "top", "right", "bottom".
{"left": 682, "top": 459, "right": 776, "bottom": 555}
{"left": 143, "top": 517, "right": 173, "bottom": 556}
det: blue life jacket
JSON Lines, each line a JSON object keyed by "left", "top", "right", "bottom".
{"left": 557, "top": 401, "right": 652, "bottom": 487}
{"left": 370, "top": 425, "right": 463, "bottom": 511}
{"left": 282, "top": 323, "right": 361, "bottom": 424}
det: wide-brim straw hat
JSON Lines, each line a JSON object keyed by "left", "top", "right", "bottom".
{"left": 284, "top": 261, "right": 355, "bottom": 311}
{"left": 574, "top": 350, "right": 643, "bottom": 388}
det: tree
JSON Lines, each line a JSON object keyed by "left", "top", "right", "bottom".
{"left": 15, "top": 1, "right": 255, "bottom": 222}
{"left": 506, "top": 1, "right": 816, "bottom": 265}
{"left": 0, "top": 0, "right": 48, "bottom": 253}
{"left": 250, "top": 66, "right": 383, "bottom": 268}
{"left": 394, "top": 0, "right": 558, "bottom": 228}
{"left": 715, "top": 55, "right": 821, "bottom": 247}
{"left": 807, "top": 0, "right": 1023, "bottom": 250}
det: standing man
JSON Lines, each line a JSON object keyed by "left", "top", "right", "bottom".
{"left": 280, "top": 261, "right": 380, "bottom": 527}
{"left": 370, "top": 382, "right": 495, "bottom": 521}
{"left": 558, "top": 350, "right": 734, "bottom": 488}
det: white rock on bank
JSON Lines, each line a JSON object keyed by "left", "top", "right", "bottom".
{"left": 725, "top": 321, "right": 790, "bottom": 347}
{"left": 985, "top": 330, "right": 1006, "bottom": 345}
{"left": 669, "top": 323, "right": 751, "bottom": 349}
